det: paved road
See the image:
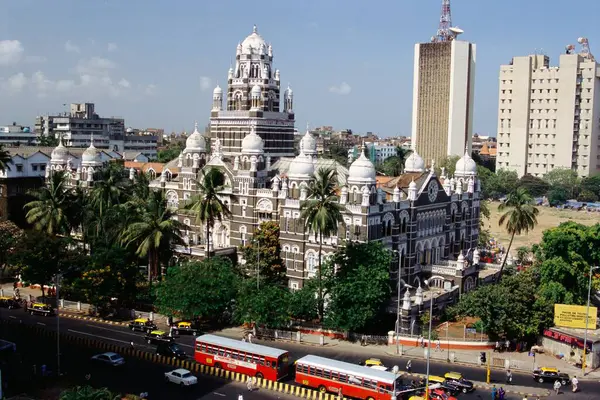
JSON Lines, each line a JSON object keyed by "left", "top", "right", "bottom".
{"left": 1, "top": 309, "right": 597, "bottom": 400}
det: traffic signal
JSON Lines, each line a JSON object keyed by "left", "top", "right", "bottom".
{"left": 480, "top": 352, "right": 487, "bottom": 363}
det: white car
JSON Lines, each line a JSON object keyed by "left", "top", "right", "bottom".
{"left": 91, "top": 352, "right": 125, "bottom": 366}
{"left": 164, "top": 368, "right": 198, "bottom": 386}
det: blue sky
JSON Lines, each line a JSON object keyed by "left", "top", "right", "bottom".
{"left": 1, "top": 0, "right": 599, "bottom": 137}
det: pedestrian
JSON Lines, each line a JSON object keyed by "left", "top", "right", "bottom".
{"left": 506, "top": 369, "right": 512, "bottom": 384}
{"left": 247, "top": 376, "right": 253, "bottom": 391}
{"left": 252, "top": 376, "right": 257, "bottom": 388}
{"left": 130, "top": 341, "right": 134, "bottom": 349}
{"left": 238, "top": 394, "right": 244, "bottom": 400}
{"left": 495, "top": 341, "right": 500, "bottom": 352}
{"left": 491, "top": 385, "right": 497, "bottom": 400}
{"left": 498, "top": 387, "right": 505, "bottom": 400}
{"left": 406, "top": 360, "right": 412, "bottom": 372}
{"left": 248, "top": 332, "right": 253, "bottom": 343}
{"left": 13, "top": 281, "right": 17, "bottom": 290}
{"left": 419, "top": 336, "right": 425, "bottom": 348}
{"left": 571, "top": 376, "right": 578, "bottom": 392}
{"left": 553, "top": 380, "right": 561, "bottom": 395}
{"left": 505, "top": 340, "right": 510, "bottom": 352}
{"left": 435, "top": 339, "right": 441, "bottom": 351}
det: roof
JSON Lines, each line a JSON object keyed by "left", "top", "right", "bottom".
{"left": 296, "top": 355, "right": 397, "bottom": 384}
{"left": 271, "top": 157, "right": 349, "bottom": 186}
{"left": 124, "top": 161, "right": 179, "bottom": 175}
{"left": 121, "top": 152, "right": 145, "bottom": 161}
{"left": 171, "top": 368, "right": 192, "bottom": 374}
{"left": 196, "top": 334, "right": 287, "bottom": 358}
{"left": 380, "top": 172, "right": 428, "bottom": 190}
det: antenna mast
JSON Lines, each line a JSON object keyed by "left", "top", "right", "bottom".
{"left": 434, "top": 0, "right": 452, "bottom": 42}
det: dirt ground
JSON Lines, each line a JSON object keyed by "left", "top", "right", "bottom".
{"left": 486, "top": 202, "right": 600, "bottom": 250}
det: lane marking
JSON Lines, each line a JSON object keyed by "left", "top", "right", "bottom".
{"left": 85, "top": 324, "right": 141, "bottom": 337}
{"left": 213, "top": 392, "right": 226, "bottom": 397}
{"left": 9, "top": 316, "right": 16, "bottom": 319}
{"left": 37, "top": 322, "right": 46, "bottom": 326}
{"left": 67, "top": 329, "right": 132, "bottom": 345}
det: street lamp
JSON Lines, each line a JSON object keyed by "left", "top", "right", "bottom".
{"left": 392, "top": 250, "right": 403, "bottom": 354}
{"left": 582, "top": 265, "right": 599, "bottom": 375}
{"left": 55, "top": 274, "right": 62, "bottom": 376}
{"left": 423, "top": 279, "right": 434, "bottom": 400}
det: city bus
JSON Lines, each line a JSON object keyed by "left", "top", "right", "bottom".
{"left": 295, "top": 355, "right": 402, "bottom": 400}
{"left": 194, "top": 334, "right": 290, "bottom": 381}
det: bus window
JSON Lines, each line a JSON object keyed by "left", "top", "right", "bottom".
{"left": 339, "top": 374, "right": 348, "bottom": 383}
{"left": 315, "top": 368, "right": 323, "bottom": 377}
{"left": 225, "top": 351, "right": 231, "bottom": 358}
{"left": 323, "top": 370, "right": 332, "bottom": 379}
{"left": 259, "top": 358, "right": 265, "bottom": 366}
{"left": 266, "top": 360, "right": 271, "bottom": 367}
{"left": 331, "top": 372, "right": 339, "bottom": 381}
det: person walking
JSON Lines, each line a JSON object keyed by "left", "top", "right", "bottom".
{"left": 553, "top": 380, "right": 561, "bottom": 395}
{"left": 238, "top": 394, "right": 244, "bottom": 400}
{"left": 246, "top": 376, "right": 253, "bottom": 391}
{"left": 571, "top": 376, "right": 578, "bottom": 392}
{"left": 435, "top": 339, "right": 441, "bottom": 351}
{"left": 498, "top": 387, "right": 505, "bottom": 400}
{"left": 506, "top": 369, "right": 512, "bottom": 384}
{"left": 491, "top": 385, "right": 497, "bottom": 400}
{"left": 406, "top": 360, "right": 412, "bottom": 372}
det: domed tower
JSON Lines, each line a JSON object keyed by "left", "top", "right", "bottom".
{"left": 454, "top": 148, "right": 477, "bottom": 192}
{"left": 50, "top": 135, "right": 69, "bottom": 172}
{"left": 212, "top": 85, "right": 223, "bottom": 111}
{"left": 183, "top": 122, "right": 207, "bottom": 169}
{"left": 300, "top": 128, "right": 317, "bottom": 161}
{"left": 210, "top": 25, "right": 295, "bottom": 160}
{"left": 81, "top": 135, "right": 103, "bottom": 186}
{"left": 404, "top": 151, "right": 425, "bottom": 173}
{"left": 347, "top": 148, "right": 377, "bottom": 206}
{"left": 240, "top": 126, "right": 265, "bottom": 172}
{"left": 283, "top": 85, "right": 293, "bottom": 112}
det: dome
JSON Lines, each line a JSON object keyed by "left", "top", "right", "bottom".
{"left": 288, "top": 153, "right": 314, "bottom": 179}
{"left": 126, "top": 127, "right": 134, "bottom": 133}
{"left": 348, "top": 151, "right": 376, "bottom": 184}
{"left": 213, "top": 85, "right": 222, "bottom": 96}
{"left": 409, "top": 179, "right": 417, "bottom": 190}
{"left": 185, "top": 123, "right": 206, "bottom": 152}
{"left": 50, "top": 136, "right": 69, "bottom": 164}
{"left": 241, "top": 127, "right": 264, "bottom": 155}
{"left": 300, "top": 130, "right": 317, "bottom": 155}
{"left": 285, "top": 85, "right": 293, "bottom": 96}
{"left": 455, "top": 149, "right": 477, "bottom": 176}
{"left": 241, "top": 25, "right": 268, "bottom": 55}
{"left": 82, "top": 138, "right": 101, "bottom": 164}
{"left": 404, "top": 151, "right": 425, "bottom": 173}
{"left": 251, "top": 85, "right": 261, "bottom": 97}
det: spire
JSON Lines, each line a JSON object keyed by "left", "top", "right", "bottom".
{"left": 89, "top": 133, "right": 95, "bottom": 148}
{"left": 253, "top": 24, "right": 257, "bottom": 34}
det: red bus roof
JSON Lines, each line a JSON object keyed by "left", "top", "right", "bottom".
{"left": 296, "top": 355, "right": 397, "bottom": 384}
{"left": 195, "top": 334, "right": 288, "bottom": 359}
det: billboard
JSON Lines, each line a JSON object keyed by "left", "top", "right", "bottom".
{"left": 554, "top": 304, "right": 597, "bottom": 329}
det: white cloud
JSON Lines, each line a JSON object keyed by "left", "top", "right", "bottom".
{"left": 3, "top": 72, "right": 28, "bottom": 93}
{"left": 74, "top": 57, "right": 116, "bottom": 76}
{"left": 0, "top": 40, "right": 24, "bottom": 65}
{"left": 55, "top": 79, "right": 76, "bottom": 92}
{"left": 64, "top": 40, "right": 80, "bottom": 53}
{"left": 24, "top": 55, "right": 47, "bottom": 64}
{"left": 144, "top": 84, "right": 157, "bottom": 96}
{"left": 118, "top": 78, "right": 130, "bottom": 88}
{"left": 199, "top": 76, "right": 212, "bottom": 91}
{"left": 329, "top": 82, "right": 352, "bottom": 95}
{"left": 107, "top": 43, "right": 118, "bottom": 52}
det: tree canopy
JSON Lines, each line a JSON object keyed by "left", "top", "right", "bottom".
{"left": 239, "top": 221, "right": 285, "bottom": 286}
{"left": 233, "top": 278, "right": 291, "bottom": 328}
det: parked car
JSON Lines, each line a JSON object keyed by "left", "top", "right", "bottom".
{"left": 91, "top": 352, "right": 125, "bottom": 366}
{"left": 443, "top": 372, "right": 474, "bottom": 393}
{"left": 164, "top": 368, "right": 198, "bottom": 386}
{"left": 128, "top": 318, "right": 157, "bottom": 333}
{"left": 157, "top": 342, "right": 187, "bottom": 360}
{"left": 533, "top": 367, "right": 571, "bottom": 385}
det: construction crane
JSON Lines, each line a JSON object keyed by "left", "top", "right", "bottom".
{"left": 578, "top": 37, "right": 595, "bottom": 62}
{"left": 431, "top": 0, "right": 464, "bottom": 42}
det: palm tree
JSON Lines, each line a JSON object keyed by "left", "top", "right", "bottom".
{"left": 59, "top": 385, "right": 120, "bottom": 400}
{"left": 395, "top": 146, "right": 412, "bottom": 166}
{"left": 185, "top": 167, "right": 232, "bottom": 259}
{"left": 497, "top": 187, "right": 540, "bottom": 279}
{"left": 121, "top": 190, "right": 186, "bottom": 280}
{"left": 24, "top": 171, "right": 74, "bottom": 235}
{"left": 300, "top": 167, "right": 345, "bottom": 320}
{"left": 89, "top": 164, "right": 129, "bottom": 218}
{"left": 0, "top": 144, "right": 11, "bottom": 172}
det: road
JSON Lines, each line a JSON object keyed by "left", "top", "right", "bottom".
{"left": 1, "top": 308, "right": 597, "bottom": 400}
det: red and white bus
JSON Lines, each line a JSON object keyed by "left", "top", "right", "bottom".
{"left": 194, "top": 334, "right": 290, "bottom": 381}
{"left": 295, "top": 355, "right": 401, "bottom": 400}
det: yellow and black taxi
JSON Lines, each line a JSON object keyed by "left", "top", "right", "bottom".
{"left": 171, "top": 321, "right": 199, "bottom": 336}
{"left": 359, "top": 358, "right": 386, "bottom": 369}
{"left": 29, "top": 303, "right": 54, "bottom": 316}
{"left": 128, "top": 318, "right": 158, "bottom": 333}
{"left": 144, "top": 330, "right": 174, "bottom": 345}
{"left": 443, "top": 372, "right": 474, "bottom": 393}
{"left": 0, "top": 296, "right": 19, "bottom": 309}
{"left": 427, "top": 375, "right": 461, "bottom": 396}
{"left": 532, "top": 367, "right": 571, "bottom": 385}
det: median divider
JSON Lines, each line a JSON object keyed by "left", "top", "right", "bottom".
{"left": 6, "top": 319, "right": 349, "bottom": 400}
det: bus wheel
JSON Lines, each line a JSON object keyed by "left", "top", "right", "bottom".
{"left": 318, "top": 385, "right": 326, "bottom": 393}
{"left": 214, "top": 363, "right": 222, "bottom": 369}
{"left": 255, "top": 372, "right": 263, "bottom": 379}
{"left": 367, "top": 397, "right": 375, "bottom": 400}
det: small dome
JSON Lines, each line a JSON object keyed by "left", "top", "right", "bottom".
{"left": 300, "top": 130, "right": 317, "bottom": 155}
{"left": 288, "top": 153, "right": 314, "bottom": 179}
{"left": 285, "top": 85, "right": 293, "bottom": 96}
{"left": 185, "top": 123, "right": 206, "bottom": 152}
{"left": 409, "top": 180, "right": 417, "bottom": 190}
{"left": 455, "top": 150, "right": 477, "bottom": 176}
{"left": 82, "top": 138, "right": 101, "bottom": 164}
{"left": 241, "top": 127, "right": 264, "bottom": 155}
{"left": 457, "top": 252, "right": 465, "bottom": 263}
{"left": 126, "top": 127, "right": 134, "bottom": 133}
{"left": 251, "top": 85, "right": 261, "bottom": 97}
{"left": 50, "top": 136, "right": 69, "bottom": 164}
{"left": 348, "top": 151, "right": 376, "bottom": 184}
{"left": 404, "top": 151, "right": 425, "bottom": 173}
{"left": 213, "top": 85, "right": 222, "bottom": 96}
{"left": 241, "top": 25, "right": 268, "bottom": 55}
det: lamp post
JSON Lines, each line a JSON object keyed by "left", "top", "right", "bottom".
{"left": 393, "top": 250, "right": 402, "bottom": 354}
{"left": 582, "top": 265, "right": 599, "bottom": 375}
{"left": 55, "top": 274, "right": 62, "bottom": 376}
{"left": 423, "top": 279, "right": 434, "bottom": 400}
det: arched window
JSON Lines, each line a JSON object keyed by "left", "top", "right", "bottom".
{"left": 147, "top": 169, "right": 156, "bottom": 180}
{"left": 306, "top": 252, "right": 317, "bottom": 277}
{"left": 234, "top": 92, "right": 243, "bottom": 111}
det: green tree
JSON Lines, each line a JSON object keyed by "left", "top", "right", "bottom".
{"left": 121, "top": 190, "right": 186, "bottom": 280}
{"left": 518, "top": 174, "right": 550, "bottom": 197}
{"left": 324, "top": 242, "right": 391, "bottom": 332}
{"left": 580, "top": 174, "right": 600, "bottom": 199}
{"left": 494, "top": 169, "right": 520, "bottom": 197}
{"left": 497, "top": 187, "right": 540, "bottom": 279}
{"left": 476, "top": 165, "right": 495, "bottom": 199}
{"left": 288, "top": 280, "right": 319, "bottom": 322}
{"left": 515, "top": 246, "right": 533, "bottom": 266}
{"left": 379, "top": 147, "right": 412, "bottom": 177}
{"left": 24, "top": 171, "right": 76, "bottom": 235}
{"left": 577, "top": 189, "right": 598, "bottom": 203}
{"left": 38, "top": 135, "right": 59, "bottom": 147}
{"left": 478, "top": 200, "right": 491, "bottom": 247}
{"left": 323, "top": 142, "right": 349, "bottom": 167}
{"left": 239, "top": 221, "right": 285, "bottom": 286}
{"left": 438, "top": 155, "right": 461, "bottom": 177}
{"left": 544, "top": 168, "right": 579, "bottom": 198}
{"left": 234, "top": 279, "right": 291, "bottom": 327}
{"left": 155, "top": 257, "right": 239, "bottom": 321}
{"left": 548, "top": 186, "right": 568, "bottom": 205}
{"left": 157, "top": 143, "right": 184, "bottom": 163}
{"left": 186, "top": 168, "right": 232, "bottom": 259}
{"left": 0, "top": 144, "right": 11, "bottom": 172}
{"left": 301, "top": 167, "right": 345, "bottom": 321}
{"left": 0, "top": 221, "right": 23, "bottom": 277}
{"left": 59, "top": 385, "right": 120, "bottom": 400}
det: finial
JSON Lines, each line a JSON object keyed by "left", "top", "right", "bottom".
{"left": 90, "top": 133, "right": 94, "bottom": 146}
{"left": 431, "top": 159, "right": 435, "bottom": 169}
{"left": 253, "top": 25, "right": 257, "bottom": 33}
{"left": 306, "top": 122, "right": 310, "bottom": 132}
{"left": 194, "top": 121, "right": 198, "bottom": 131}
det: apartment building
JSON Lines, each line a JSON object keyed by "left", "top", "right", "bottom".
{"left": 496, "top": 53, "right": 600, "bottom": 178}
{"left": 0, "top": 123, "right": 37, "bottom": 146}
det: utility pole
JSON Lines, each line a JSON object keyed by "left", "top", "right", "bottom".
{"left": 55, "top": 274, "right": 61, "bottom": 376}
{"left": 582, "top": 265, "right": 599, "bottom": 375}
{"left": 256, "top": 239, "right": 260, "bottom": 290}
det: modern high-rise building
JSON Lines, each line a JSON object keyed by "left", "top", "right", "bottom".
{"left": 495, "top": 51, "right": 600, "bottom": 178}
{"left": 411, "top": 0, "right": 476, "bottom": 167}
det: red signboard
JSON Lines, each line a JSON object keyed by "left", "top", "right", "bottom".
{"left": 543, "top": 329, "right": 592, "bottom": 351}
